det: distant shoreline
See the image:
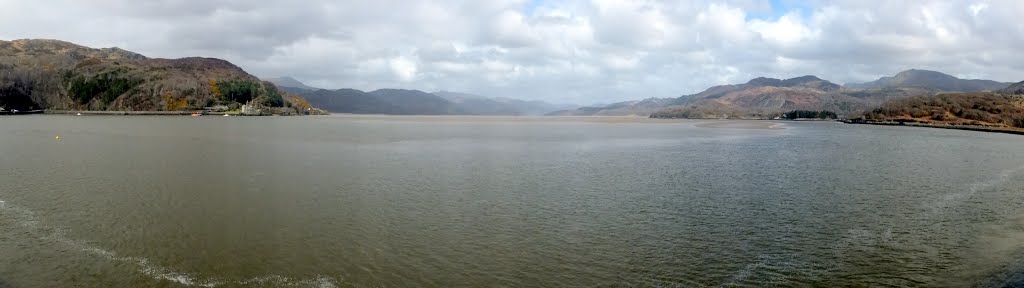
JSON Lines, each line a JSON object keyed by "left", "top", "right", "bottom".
{"left": 38, "top": 110, "right": 329, "bottom": 116}
{"left": 694, "top": 120, "right": 784, "bottom": 129}
{"left": 842, "top": 120, "right": 1024, "bottom": 136}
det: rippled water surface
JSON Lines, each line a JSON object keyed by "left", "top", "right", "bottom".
{"left": 2, "top": 115, "right": 1024, "bottom": 287}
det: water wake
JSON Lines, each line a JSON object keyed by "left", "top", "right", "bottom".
{"left": 720, "top": 254, "right": 830, "bottom": 287}
{"left": 925, "top": 164, "right": 1024, "bottom": 217}
{"left": 0, "top": 200, "right": 338, "bottom": 288}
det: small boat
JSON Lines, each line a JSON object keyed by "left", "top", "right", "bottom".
{"left": 190, "top": 113, "right": 202, "bottom": 117}
{"left": 223, "top": 114, "right": 230, "bottom": 117}
{"left": 76, "top": 113, "right": 82, "bottom": 116}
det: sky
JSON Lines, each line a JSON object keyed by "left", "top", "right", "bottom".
{"left": 2, "top": 0, "right": 1023, "bottom": 104}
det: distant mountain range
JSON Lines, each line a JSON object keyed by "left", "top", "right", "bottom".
{"left": 300, "top": 88, "right": 462, "bottom": 115}
{"left": 556, "top": 69, "right": 1018, "bottom": 118}
{"left": 0, "top": 39, "right": 306, "bottom": 113}
{"left": 266, "top": 77, "right": 574, "bottom": 116}
{"left": 845, "top": 69, "right": 1011, "bottom": 92}
{"left": 546, "top": 98, "right": 674, "bottom": 116}
{"left": 3, "top": 39, "right": 1018, "bottom": 120}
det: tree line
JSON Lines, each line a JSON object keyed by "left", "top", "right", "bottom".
{"left": 782, "top": 110, "right": 837, "bottom": 119}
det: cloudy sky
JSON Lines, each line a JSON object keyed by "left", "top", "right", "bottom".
{"left": 2, "top": 0, "right": 1023, "bottom": 104}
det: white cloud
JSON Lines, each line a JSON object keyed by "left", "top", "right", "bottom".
{"left": 749, "top": 13, "right": 814, "bottom": 47}
{"left": 389, "top": 56, "right": 418, "bottom": 82}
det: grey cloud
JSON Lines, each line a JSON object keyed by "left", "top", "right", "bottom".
{"left": 1, "top": 0, "right": 1024, "bottom": 104}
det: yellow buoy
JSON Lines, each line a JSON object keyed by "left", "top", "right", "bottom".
{"left": 55, "top": 136, "right": 60, "bottom": 140}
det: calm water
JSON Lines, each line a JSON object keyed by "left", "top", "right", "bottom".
{"left": 1, "top": 115, "right": 1024, "bottom": 287}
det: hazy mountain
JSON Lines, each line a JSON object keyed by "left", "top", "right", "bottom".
{"left": 845, "top": 69, "right": 1012, "bottom": 92}
{"left": 433, "top": 91, "right": 572, "bottom": 115}
{"left": 265, "top": 76, "right": 320, "bottom": 91}
{"left": 1000, "top": 81, "right": 1024, "bottom": 95}
{"left": 432, "top": 91, "right": 520, "bottom": 115}
{"left": 369, "top": 89, "right": 463, "bottom": 114}
{"left": 545, "top": 98, "right": 674, "bottom": 116}
{"left": 299, "top": 88, "right": 463, "bottom": 115}
{"left": 0, "top": 39, "right": 293, "bottom": 111}
{"left": 300, "top": 89, "right": 397, "bottom": 114}
{"left": 297, "top": 88, "right": 572, "bottom": 116}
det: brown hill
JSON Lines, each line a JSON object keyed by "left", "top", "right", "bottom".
{"left": 652, "top": 76, "right": 870, "bottom": 118}
{"left": 0, "top": 39, "right": 297, "bottom": 112}
{"left": 861, "top": 92, "right": 1024, "bottom": 128}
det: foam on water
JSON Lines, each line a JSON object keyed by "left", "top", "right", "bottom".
{"left": 0, "top": 199, "right": 338, "bottom": 288}
{"left": 720, "top": 254, "right": 831, "bottom": 286}
{"left": 721, "top": 165, "right": 1024, "bottom": 287}
{"left": 926, "top": 164, "right": 1024, "bottom": 216}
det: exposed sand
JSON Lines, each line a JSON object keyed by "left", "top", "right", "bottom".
{"left": 326, "top": 114, "right": 675, "bottom": 123}
{"left": 695, "top": 120, "right": 785, "bottom": 129}
{"left": 324, "top": 114, "right": 791, "bottom": 128}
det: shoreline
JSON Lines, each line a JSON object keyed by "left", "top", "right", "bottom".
{"left": 39, "top": 110, "right": 326, "bottom": 116}
{"left": 842, "top": 120, "right": 1024, "bottom": 136}
{"left": 44, "top": 110, "right": 222, "bottom": 116}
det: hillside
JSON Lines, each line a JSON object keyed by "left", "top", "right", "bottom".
{"left": 845, "top": 69, "right": 1011, "bottom": 92}
{"left": 0, "top": 39, "right": 307, "bottom": 112}
{"left": 860, "top": 92, "right": 1024, "bottom": 128}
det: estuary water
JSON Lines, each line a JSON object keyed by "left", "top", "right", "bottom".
{"left": 1, "top": 115, "right": 1023, "bottom": 287}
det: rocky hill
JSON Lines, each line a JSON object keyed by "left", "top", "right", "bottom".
{"left": 649, "top": 76, "right": 869, "bottom": 118}
{"left": 0, "top": 39, "right": 293, "bottom": 112}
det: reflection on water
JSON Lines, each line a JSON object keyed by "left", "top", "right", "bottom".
{"left": 1, "top": 115, "right": 1023, "bottom": 287}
